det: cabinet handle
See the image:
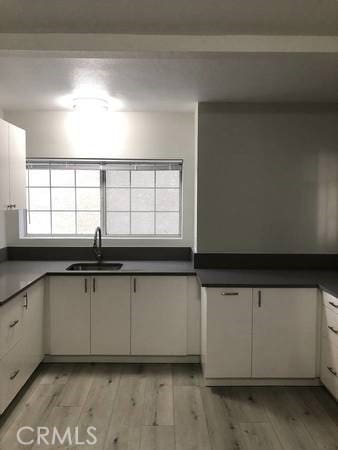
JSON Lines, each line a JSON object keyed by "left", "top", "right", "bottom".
{"left": 10, "top": 369, "right": 20, "bottom": 380}
{"left": 133, "top": 278, "right": 136, "bottom": 293}
{"left": 221, "top": 292, "right": 239, "bottom": 296}
{"left": 93, "top": 277, "right": 96, "bottom": 293}
{"left": 327, "top": 366, "right": 337, "bottom": 377}
{"left": 329, "top": 301, "right": 338, "bottom": 309}
{"left": 258, "top": 290, "right": 262, "bottom": 308}
{"left": 328, "top": 325, "right": 338, "bottom": 334}
{"left": 9, "top": 319, "right": 19, "bottom": 328}
{"left": 84, "top": 278, "right": 88, "bottom": 293}
{"left": 23, "top": 292, "right": 28, "bottom": 309}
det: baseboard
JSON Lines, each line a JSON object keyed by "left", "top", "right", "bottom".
{"left": 203, "top": 377, "right": 321, "bottom": 386}
{"left": 43, "top": 355, "right": 201, "bottom": 363}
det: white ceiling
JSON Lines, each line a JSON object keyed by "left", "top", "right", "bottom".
{"left": 0, "top": 0, "right": 337, "bottom": 35}
{"left": 1, "top": 54, "right": 338, "bottom": 112}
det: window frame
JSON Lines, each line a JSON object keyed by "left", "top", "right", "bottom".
{"left": 25, "top": 158, "right": 183, "bottom": 238}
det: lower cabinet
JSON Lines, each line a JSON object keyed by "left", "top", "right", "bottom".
{"left": 131, "top": 276, "right": 188, "bottom": 355}
{"left": 91, "top": 276, "right": 131, "bottom": 355}
{"left": 202, "top": 287, "right": 319, "bottom": 380}
{"left": 320, "top": 292, "right": 338, "bottom": 400}
{"left": 252, "top": 288, "right": 318, "bottom": 378}
{"left": 21, "top": 280, "right": 45, "bottom": 375}
{"left": 48, "top": 275, "right": 190, "bottom": 357}
{"left": 0, "top": 279, "right": 45, "bottom": 414}
{"left": 48, "top": 276, "right": 91, "bottom": 355}
{"left": 201, "top": 288, "right": 252, "bottom": 378}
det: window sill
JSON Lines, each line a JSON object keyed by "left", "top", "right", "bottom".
{"left": 21, "top": 235, "right": 183, "bottom": 240}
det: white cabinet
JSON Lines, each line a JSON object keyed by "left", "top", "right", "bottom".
{"left": 202, "top": 286, "right": 318, "bottom": 381}
{"left": 0, "top": 279, "right": 45, "bottom": 414}
{"left": 131, "top": 276, "right": 188, "bottom": 355}
{"left": 0, "top": 293, "right": 24, "bottom": 359}
{"left": 48, "top": 276, "right": 91, "bottom": 355}
{"left": 252, "top": 288, "right": 318, "bottom": 378}
{"left": 0, "top": 118, "right": 26, "bottom": 210}
{"left": 0, "top": 119, "right": 10, "bottom": 210}
{"left": 320, "top": 292, "right": 338, "bottom": 400}
{"left": 21, "top": 280, "right": 45, "bottom": 374}
{"left": 201, "top": 287, "right": 252, "bottom": 378}
{"left": 8, "top": 123, "right": 26, "bottom": 210}
{"left": 48, "top": 275, "right": 131, "bottom": 356}
{"left": 91, "top": 276, "right": 131, "bottom": 355}
{"left": 187, "top": 276, "right": 201, "bottom": 355}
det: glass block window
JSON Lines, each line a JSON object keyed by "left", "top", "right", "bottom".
{"left": 26, "top": 159, "right": 182, "bottom": 237}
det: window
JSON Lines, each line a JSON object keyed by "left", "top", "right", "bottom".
{"left": 26, "top": 159, "right": 183, "bottom": 237}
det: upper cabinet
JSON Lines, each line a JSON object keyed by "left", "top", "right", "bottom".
{"left": 0, "top": 120, "right": 10, "bottom": 211}
{"left": 0, "top": 118, "right": 26, "bottom": 211}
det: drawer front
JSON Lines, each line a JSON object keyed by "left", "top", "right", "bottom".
{"left": 207, "top": 287, "right": 252, "bottom": 299}
{"left": 323, "top": 291, "right": 338, "bottom": 314}
{"left": 322, "top": 306, "right": 338, "bottom": 346}
{"left": 320, "top": 337, "right": 338, "bottom": 400}
{"left": 0, "top": 296, "right": 24, "bottom": 358}
{"left": 0, "top": 340, "right": 27, "bottom": 414}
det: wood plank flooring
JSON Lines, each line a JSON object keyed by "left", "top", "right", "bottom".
{"left": 0, "top": 363, "right": 337, "bottom": 449}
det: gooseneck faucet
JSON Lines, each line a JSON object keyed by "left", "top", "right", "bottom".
{"left": 93, "top": 226, "right": 103, "bottom": 263}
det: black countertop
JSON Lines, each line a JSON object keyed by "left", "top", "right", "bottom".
{"left": 0, "top": 260, "right": 195, "bottom": 305}
{"left": 2, "top": 260, "right": 338, "bottom": 306}
{"left": 196, "top": 268, "right": 338, "bottom": 298}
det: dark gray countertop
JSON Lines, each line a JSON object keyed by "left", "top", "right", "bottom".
{"left": 196, "top": 268, "right": 338, "bottom": 298}
{"left": 0, "top": 260, "right": 196, "bottom": 305}
{"left": 2, "top": 260, "right": 338, "bottom": 306}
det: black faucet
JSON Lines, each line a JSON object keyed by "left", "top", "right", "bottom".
{"left": 93, "top": 226, "right": 103, "bottom": 263}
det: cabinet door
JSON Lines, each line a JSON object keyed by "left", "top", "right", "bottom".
{"left": 187, "top": 276, "right": 201, "bottom": 355}
{"left": 0, "top": 119, "right": 9, "bottom": 210}
{"left": 131, "top": 276, "right": 187, "bottom": 355}
{"left": 252, "top": 288, "right": 318, "bottom": 378}
{"left": 21, "top": 280, "right": 45, "bottom": 374}
{"left": 48, "top": 276, "right": 90, "bottom": 355}
{"left": 8, "top": 123, "right": 26, "bottom": 209}
{"left": 202, "top": 288, "right": 252, "bottom": 378}
{"left": 91, "top": 276, "right": 131, "bottom": 355}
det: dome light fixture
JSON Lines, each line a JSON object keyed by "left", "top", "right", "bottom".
{"left": 73, "top": 97, "right": 109, "bottom": 113}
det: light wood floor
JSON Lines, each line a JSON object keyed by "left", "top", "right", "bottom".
{"left": 0, "top": 363, "right": 337, "bottom": 449}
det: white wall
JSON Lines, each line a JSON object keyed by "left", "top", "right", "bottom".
{"left": 197, "top": 103, "right": 338, "bottom": 253}
{"left": 5, "top": 110, "right": 195, "bottom": 247}
{"left": 0, "top": 108, "right": 6, "bottom": 250}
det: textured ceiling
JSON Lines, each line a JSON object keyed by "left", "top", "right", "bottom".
{"left": 1, "top": 54, "right": 338, "bottom": 111}
{"left": 0, "top": 0, "right": 337, "bottom": 35}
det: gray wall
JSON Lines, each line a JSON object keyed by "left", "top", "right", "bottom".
{"left": 197, "top": 103, "right": 338, "bottom": 253}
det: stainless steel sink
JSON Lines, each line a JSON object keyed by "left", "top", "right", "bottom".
{"left": 66, "top": 262, "right": 123, "bottom": 271}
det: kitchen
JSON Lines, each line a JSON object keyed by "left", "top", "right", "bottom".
{"left": 0, "top": 1, "right": 338, "bottom": 449}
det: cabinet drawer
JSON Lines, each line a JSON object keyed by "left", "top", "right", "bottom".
{"left": 208, "top": 287, "right": 252, "bottom": 299}
{"left": 323, "top": 291, "right": 338, "bottom": 314}
{"left": 0, "top": 295, "right": 24, "bottom": 358}
{"left": 322, "top": 306, "right": 338, "bottom": 346}
{"left": 0, "top": 340, "right": 27, "bottom": 414}
{"left": 320, "top": 337, "right": 338, "bottom": 400}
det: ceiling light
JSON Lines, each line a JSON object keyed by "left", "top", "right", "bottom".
{"left": 73, "top": 97, "right": 109, "bottom": 113}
